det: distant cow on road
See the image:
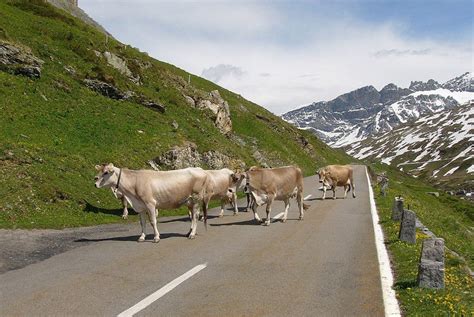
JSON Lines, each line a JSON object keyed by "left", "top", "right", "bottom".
{"left": 317, "top": 165, "right": 356, "bottom": 200}
{"left": 204, "top": 168, "right": 244, "bottom": 217}
{"left": 94, "top": 164, "right": 213, "bottom": 242}
{"left": 230, "top": 166, "right": 309, "bottom": 226}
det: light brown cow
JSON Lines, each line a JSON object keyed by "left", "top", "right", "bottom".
{"left": 230, "top": 166, "right": 308, "bottom": 226}
{"left": 317, "top": 165, "right": 356, "bottom": 200}
{"left": 205, "top": 168, "right": 240, "bottom": 217}
{"left": 94, "top": 164, "right": 213, "bottom": 242}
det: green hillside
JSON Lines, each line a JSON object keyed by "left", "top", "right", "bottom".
{"left": 0, "top": 0, "right": 351, "bottom": 229}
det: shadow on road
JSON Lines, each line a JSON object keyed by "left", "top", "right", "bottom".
{"left": 82, "top": 200, "right": 124, "bottom": 217}
{"left": 74, "top": 232, "right": 187, "bottom": 243}
{"left": 210, "top": 219, "right": 260, "bottom": 227}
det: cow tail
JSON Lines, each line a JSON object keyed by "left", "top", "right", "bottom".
{"left": 303, "top": 203, "right": 310, "bottom": 210}
{"left": 203, "top": 200, "right": 208, "bottom": 230}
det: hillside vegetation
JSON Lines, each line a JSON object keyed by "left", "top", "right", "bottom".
{"left": 369, "top": 163, "right": 473, "bottom": 315}
{"left": 0, "top": 0, "right": 351, "bottom": 229}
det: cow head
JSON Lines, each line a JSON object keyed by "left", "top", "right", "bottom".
{"left": 317, "top": 168, "right": 333, "bottom": 188}
{"left": 228, "top": 171, "right": 246, "bottom": 196}
{"left": 94, "top": 163, "right": 118, "bottom": 188}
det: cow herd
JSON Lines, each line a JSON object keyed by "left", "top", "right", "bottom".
{"left": 94, "top": 163, "right": 356, "bottom": 243}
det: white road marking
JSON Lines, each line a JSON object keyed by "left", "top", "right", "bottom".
{"left": 365, "top": 167, "right": 401, "bottom": 317}
{"left": 272, "top": 212, "right": 285, "bottom": 220}
{"left": 117, "top": 263, "right": 207, "bottom": 317}
{"left": 304, "top": 194, "right": 312, "bottom": 200}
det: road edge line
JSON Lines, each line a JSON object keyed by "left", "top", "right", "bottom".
{"left": 365, "top": 167, "right": 401, "bottom": 317}
{"left": 117, "top": 263, "right": 207, "bottom": 317}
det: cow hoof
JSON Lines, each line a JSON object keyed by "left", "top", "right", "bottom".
{"left": 138, "top": 237, "right": 145, "bottom": 242}
{"left": 282, "top": 218, "right": 287, "bottom": 223}
{"left": 122, "top": 215, "right": 128, "bottom": 220}
{"left": 188, "top": 234, "right": 195, "bottom": 240}
{"left": 299, "top": 216, "right": 304, "bottom": 221}
{"left": 153, "top": 238, "right": 160, "bottom": 243}
{"left": 333, "top": 197, "right": 336, "bottom": 200}
{"left": 264, "top": 221, "right": 270, "bottom": 226}
{"left": 233, "top": 212, "right": 238, "bottom": 216}
{"left": 218, "top": 214, "right": 224, "bottom": 218}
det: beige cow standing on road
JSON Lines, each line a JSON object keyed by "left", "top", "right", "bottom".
{"left": 204, "top": 168, "right": 245, "bottom": 217}
{"left": 317, "top": 165, "right": 356, "bottom": 200}
{"left": 230, "top": 166, "right": 309, "bottom": 226}
{"left": 94, "top": 164, "right": 213, "bottom": 242}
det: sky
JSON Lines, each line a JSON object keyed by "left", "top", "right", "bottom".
{"left": 80, "top": 0, "right": 473, "bottom": 114}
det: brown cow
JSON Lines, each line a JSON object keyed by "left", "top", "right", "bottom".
{"left": 317, "top": 165, "right": 356, "bottom": 200}
{"left": 94, "top": 164, "right": 213, "bottom": 242}
{"left": 230, "top": 166, "right": 309, "bottom": 226}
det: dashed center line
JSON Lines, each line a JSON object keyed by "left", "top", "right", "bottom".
{"left": 304, "top": 194, "right": 312, "bottom": 200}
{"left": 272, "top": 212, "right": 285, "bottom": 220}
{"left": 117, "top": 263, "right": 207, "bottom": 317}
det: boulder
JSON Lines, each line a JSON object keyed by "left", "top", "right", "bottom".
{"left": 196, "top": 90, "right": 232, "bottom": 134}
{"left": 420, "top": 238, "right": 445, "bottom": 263}
{"left": 103, "top": 51, "right": 140, "bottom": 84}
{"left": 0, "top": 41, "right": 44, "bottom": 79}
{"left": 83, "top": 79, "right": 127, "bottom": 100}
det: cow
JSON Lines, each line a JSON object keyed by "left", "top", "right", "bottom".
{"left": 230, "top": 166, "right": 309, "bottom": 226}
{"left": 317, "top": 165, "right": 356, "bottom": 200}
{"left": 204, "top": 168, "right": 242, "bottom": 217}
{"left": 94, "top": 164, "right": 213, "bottom": 242}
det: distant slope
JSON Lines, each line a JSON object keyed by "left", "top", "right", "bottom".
{"left": 0, "top": 1, "right": 351, "bottom": 228}
{"left": 350, "top": 102, "right": 473, "bottom": 190}
{"left": 282, "top": 72, "right": 474, "bottom": 148}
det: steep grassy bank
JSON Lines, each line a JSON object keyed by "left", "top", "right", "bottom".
{"left": 0, "top": 1, "right": 351, "bottom": 229}
{"left": 370, "top": 163, "right": 473, "bottom": 315}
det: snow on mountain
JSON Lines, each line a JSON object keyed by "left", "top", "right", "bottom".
{"left": 347, "top": 101, "right": 474, "bottom": 189}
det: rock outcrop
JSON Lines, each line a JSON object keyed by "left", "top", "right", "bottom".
{"left": 188, "top": 90, "right": 232, "bottom": 134}
{"left": 103, "top": 51, "right": 140, "bottom": 84}
{"left": 0, "top": 41, "right": 44, "bottom": 79}
{"left": 152, "top": 143, "right": 244, "bottom": 170}
{"left": 83, "top": 79, "right": 165, "bottom": 112}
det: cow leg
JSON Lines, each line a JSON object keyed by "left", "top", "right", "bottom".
{"left": 147, "top": 204, "right": 160, "bottom": 243}
{"left": 332, "top": 187, "right": 336, "bottom": 200}
{"left": 218, "top": 199, "right": 225, "bottom": 217}
{"left": 188, "top": 203, "right": 199, "bottom": 239}
{"left": 264, "top": 195, "right": 274, "bottom": 226}
{"left": 138, "top": 211, "right": 146, "bottom": 242}
{"left": 352, "top": 181, "right": 356, "bottom": 198}
{"left": 322, "top": 186, "right": 326, "bottom": 200}
{"left": 297, "top": 191, "right": 304, "bottom": 220}
{"left": 121, "top": 196, "right": 129, "bottom": 219}
{"left": 282, "top": 199, "right": 290, "bottom": 222}
{"left": 232, "top": 192, "right": 238, "bottom": 215}
{"left": 251, "top": 200, "right": 263, "bottom": 223}
{"left": 344, "top": 185, "right": 349, "bottom": 198}
{"left": 246, "top": 193, "right": 251, "bottom": 211}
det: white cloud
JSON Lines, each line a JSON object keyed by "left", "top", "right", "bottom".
{"left": 80, "top": 1, "right": 472, "bottom": 115}
{"left": 201, "top": 64, "right": 244, "bottom": 83}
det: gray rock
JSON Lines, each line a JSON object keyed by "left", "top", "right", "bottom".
{"left": 83, "top": 79, "right": 127, "bottom": 100}
{"left": 398, "top": 209, "right": 416, "bottom": 244}
{"left": 420, "top": 238, "right": 444, "bottom": 263}
{"left": 391, "top": 196, "right": 403, "bottom": 221}
{"left": 409, "top": 79, "right": 441, "bottom": 92}
{"left": 102, "top": 51, "right": 140, "bottom": 84}
{"left": 417, "top": 259, "right": 445, "bottom": 289}
{"left": 195, "top": 90, "right": 232, "bottom": 134}
{"left": 0, "top": 41, "right": 44, "bottom": 79}
{"left": 171, "top": 120, "right": 179, "bottom": 131}
{"left": 184, "top": 95, "right": 196, "bottom": 107}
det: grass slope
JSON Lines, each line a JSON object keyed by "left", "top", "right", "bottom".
{"left": 369, "top": 163, "right": 473, "bottom": 315}
{"left": 0, "top": 0, "right": 351, "bottom": 229}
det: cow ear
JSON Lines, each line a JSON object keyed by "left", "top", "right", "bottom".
{"left": 95, "top": 165, "right": 102, "bottom": 171}
{"left": 106, "top": 163, "right": 115, "bottom": 172}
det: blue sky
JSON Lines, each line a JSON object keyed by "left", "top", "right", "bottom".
{"left": 80, "top": 0, "right": 473, "bottom": 114}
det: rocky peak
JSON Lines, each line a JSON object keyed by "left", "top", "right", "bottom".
{"left": 380, "top": 83, "right": 412, "bottom": 104}
{"left": 442, "top": 72, "right": 473, "bottom": 92}
{"left": 331, "top": 85, "right": 380, "bottom": 112}
{"left": 409, "top": 79, "right": 441, "bottom": 92}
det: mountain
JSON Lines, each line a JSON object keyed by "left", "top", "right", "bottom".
{"left": 282, "top": 72, "right": 474, "bottom": 148}
{"left": 347, "top": 101, "right": 473, "bottom": 189}
{"left": 0, "top": 1, "right": 351, "bottom": 228}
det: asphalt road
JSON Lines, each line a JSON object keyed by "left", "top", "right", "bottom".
{"left": 0, "top": 165, "right": 384, "bottom": 316}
